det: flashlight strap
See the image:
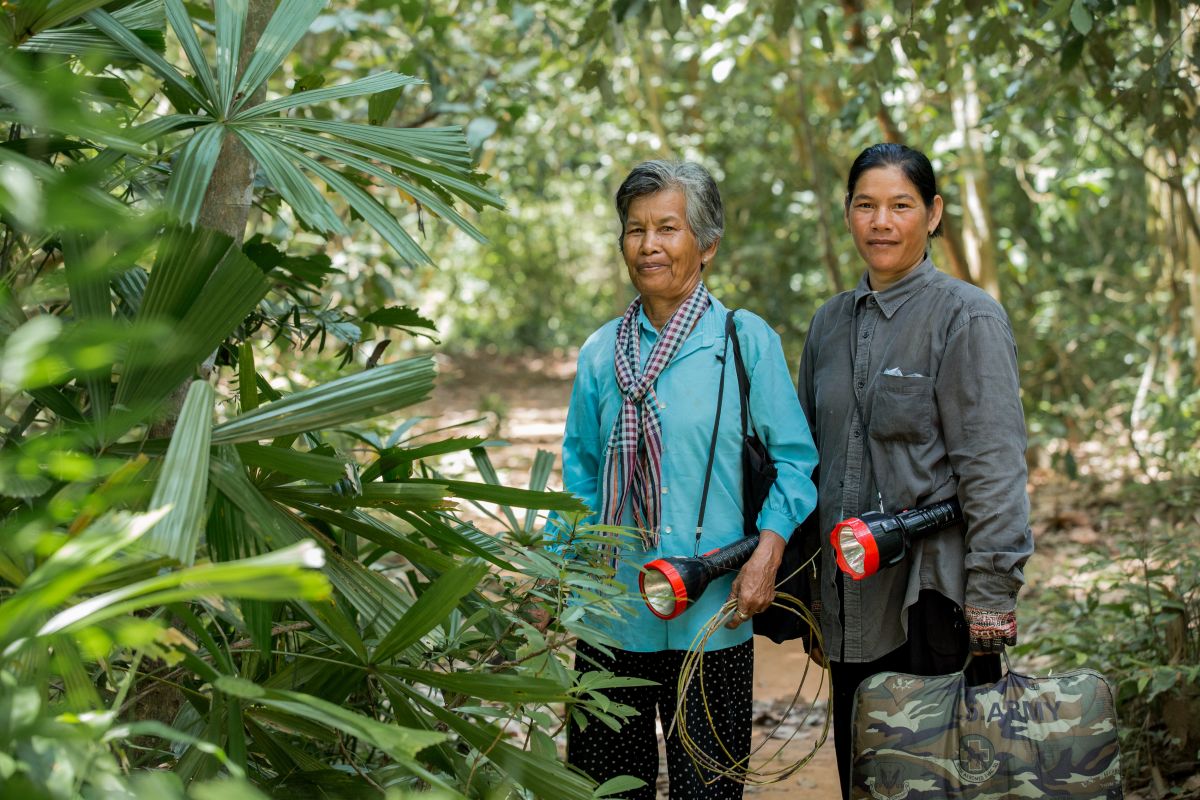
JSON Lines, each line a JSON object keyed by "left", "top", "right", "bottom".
{"left": 694, "top": 326, "right": 730, "bottom": 556}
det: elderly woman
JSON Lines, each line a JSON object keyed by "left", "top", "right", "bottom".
{"left": 796, "top": 143, "right": 1034, "bottom": 797}
{"left": 556, "top": 160, "right": 817, "bottom": 799}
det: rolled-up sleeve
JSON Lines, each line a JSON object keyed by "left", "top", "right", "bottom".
{"left": 749, "top": 328, "right": 819, "bottom": 540}
{"left": 936, "top": 313, "right": 1033, "bottom": 612}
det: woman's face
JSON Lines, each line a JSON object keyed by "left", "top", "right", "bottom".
{"left": 622, "top": 189, "right": 717, "bottom": 305}
{"left": 845, "top": 165, "right": 943, "bottom": 290}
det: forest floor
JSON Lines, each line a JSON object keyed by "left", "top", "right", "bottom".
{"left": 412, "top": 349, "right": 1194, "bottom": 800}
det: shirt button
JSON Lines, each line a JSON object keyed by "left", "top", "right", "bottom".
{"left": 856, "top": 380, "right": 864, "bottom": 389}
{"left": 665, "top": 525, "right": 673, "bottom": 534}
{"left": 661, "top": 486, "right": 669, "bottom": 495}
{"left": 862, "top": 331, "right": 870, "bottom": 339}
{"left": 853, "top": 430, "right": 861, "bottom": 438}
{"left": 659, "top": 401, "right": 667, "bottom": 409}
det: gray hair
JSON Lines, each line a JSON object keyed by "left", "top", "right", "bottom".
{"left": 615, "top": 160, "right": 725, "bottom": 252}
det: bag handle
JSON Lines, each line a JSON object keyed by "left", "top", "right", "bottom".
{"left": 959, "top": 650, "right": 1012, "bottom": 678}
{"left": 694, "top": 320, "right": 730, "bottom": 556}
{"left": 727, "top": 310, "right": 756, "bottom": 440}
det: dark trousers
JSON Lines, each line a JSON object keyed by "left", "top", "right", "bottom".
{"left": 829, "top": 590, "right": 1001, "bottom": 800}
{"left": 567, "top": 639, "right": 753, "bottom": 800}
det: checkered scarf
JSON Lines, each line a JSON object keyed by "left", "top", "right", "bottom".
{"left": 600, "top": 281, "right": 711, "bottom": 550}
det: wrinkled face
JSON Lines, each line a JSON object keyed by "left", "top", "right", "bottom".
{"left": 621, "top": 189, "right": 718, "bottom": 305}
{"left": 845, "top": 165, "right": 943, "bottom": 289}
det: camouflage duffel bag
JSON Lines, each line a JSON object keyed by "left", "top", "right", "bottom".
{"left": 850, "top": 657, "right": 1122, "bottom": 799}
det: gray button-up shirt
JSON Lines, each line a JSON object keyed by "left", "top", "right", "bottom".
{"left": 797, "top": 257, "right": 1033, "bottom": 662}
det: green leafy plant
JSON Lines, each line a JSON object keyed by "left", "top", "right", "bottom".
{"left": 85, "top": 0, "right": 503, "bottom": 265}
{"left": 1018, "top": 482, "right": 1200, "bottom": 793}
{"left": 0, "top": 3, "right": 643, "bottom": 797}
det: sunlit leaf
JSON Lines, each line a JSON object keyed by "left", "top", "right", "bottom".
{"left": 142, "top": 380, "right": 213, "bottom": 565}
{"left": 235, "top": 72, "right": 423, "bottom": 119}
{"left": 164, "top": 0, "right": 217, "bottom": 101}
{"left": 231, "top": 0, "right": 326, "bottom": 113}
{"left": 37, "top": 541, "right": 329, "bottom": 635}
{"left": 211, "top": 357, "right": 435, "bottom": 444}
{"left": 84, "top": 8, "right": 211, "bottom": 113}
{"left": 164, "top": 123, "right": 225, "bottom": 226}
{"left": 372, "top": 560, "right": 489, "bottom": 662}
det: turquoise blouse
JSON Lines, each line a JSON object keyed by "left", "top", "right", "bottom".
{"left": 555, "top": 296, "right": 818, "bottom": 652}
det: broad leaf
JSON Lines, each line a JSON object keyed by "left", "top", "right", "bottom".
{"left": 235, "top": 72, "right": 423, "bottom": 119}
{"left": 234, "top": 443, "right": 346, "bottom": 483}
{"left": 114, "top": 228, "right": 270, "bottom": 414}
{"left": 233, "top": 128, "right": 346, "bottom": 235}
{"left": 163, "top": 123, "right": 225, "bottom": 226}
{"left": 387, "top": 678, "right": 597, "bottom": 800}
{"left": 143, "top": 380, "right": 214, "bottom": 565}
{"left": 84, "top": 8, "right": 211, "bottom": 113}
{"left": 214, "top": 0, "right": 246, "bottom": 113}
{"left": 372, "top": 560, "right": 489, "bottom": 662}
{"left": 164, "top": 0, "right": 217, "bottom": 101}
{"left": 382, "top": 666, "right": 571, "bottom": 704}
{"left": 408, "top": 478, "right": 588, "bottom": 512}
{"left": 211, "top": 357, "right": 435, "bottom": 444}
{"left": 231, "top": 0, "right": 325, "bottom": 112}
{"left": 285, "top": 503, "right": 456, "bottom": 571}
{"left": 0, "top": 508, "right": 166, "bottom": 649}
{"left": 37, "top": 541, "right": 330, "bottom": 636}
{"left": 265, "top": 483, "right": 450, "bottom": 511}
{"left": 363, "top": 306, "right": 437, "bottom": 331}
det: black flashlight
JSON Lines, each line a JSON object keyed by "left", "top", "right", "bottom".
{"left": 640, "top": 535, "right": 761, "bottom": 620}
{"left": 831, "top": 498, "right": 963, "bottom": 580}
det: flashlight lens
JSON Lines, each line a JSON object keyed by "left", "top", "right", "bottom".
{"left": 642, "top": 571, "right": 679, "bottom": 616}
{"left": 837, "top": 524, "right": 866, "bottom": 576}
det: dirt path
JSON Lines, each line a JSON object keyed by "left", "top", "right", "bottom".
{"left": 413, "top": 351, "right": 843, "bottom": 798}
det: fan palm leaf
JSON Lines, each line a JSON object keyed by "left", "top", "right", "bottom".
{"left": 86, "top": 0, "right": 503, "bottom": 263}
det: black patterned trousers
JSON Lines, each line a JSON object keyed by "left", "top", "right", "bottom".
{"left": 566, "top": 639, "right": 753, "bottom": 800}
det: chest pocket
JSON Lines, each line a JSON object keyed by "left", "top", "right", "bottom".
{"left": 868, "top": 373, "right": 934, "bottom": 444}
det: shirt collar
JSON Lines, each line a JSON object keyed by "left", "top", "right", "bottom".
{"left": 637, "top": 293, "right": 721, "bottom": 351}
{"left": 852, "top": 255, "right": 936, "bottom": 319}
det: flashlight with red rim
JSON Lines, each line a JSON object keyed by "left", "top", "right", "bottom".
{"left": 639, "top": 535, "right": 762, "bottom": 620}
{"left": 832, "top": 498, "right": 963, "bottom": 580}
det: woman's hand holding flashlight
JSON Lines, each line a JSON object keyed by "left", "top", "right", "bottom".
{"left": 724, "top": 529, "right": 786, "bottom": 629}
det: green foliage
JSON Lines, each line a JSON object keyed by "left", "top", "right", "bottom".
{"left": 383, "top": 0, "right": 1200, "bottom": 494}
{"left": 82, "top": 0, "right": 503, "bottom": 265}
{"left": 1017, "top": 481, "right": 1200, "bottom": 788}
{"left": 4, "top": 0, "right": 1197, "bottom": 795}
{"left": 0, "top": 3, "right": 646, "bottom": 797}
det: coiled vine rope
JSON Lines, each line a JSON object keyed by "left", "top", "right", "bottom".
{"left": 667, "top": 560, "right": 831, "bottom": 786}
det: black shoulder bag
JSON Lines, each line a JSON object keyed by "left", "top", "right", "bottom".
{"left": 721, "top": 311, "right": 814, "bottom": 643}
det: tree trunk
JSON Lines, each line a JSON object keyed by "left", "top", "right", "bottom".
{"left": 198, "top": 0, "right": 276, "bottom": 241}
{"left": 150, "top": 0, "right": 275, "bottom": 438}
{"left": 950, "top": 62, "right": 1000, "bottom": 300}
{"left": 1185, "top": 174, "right": 1200, "bottom": 380}
{"left": 1182, "top": 14, "right": 1200, "bottom": 378}
{"left": 842, "top": 0, "right": 971, "bottom": 284}
{"left": 787, "top": 30, "right": 843, "bottom": 294}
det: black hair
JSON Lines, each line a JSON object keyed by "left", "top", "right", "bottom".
{"left": 844, "top": 143, "right": 943, "bottom": 238}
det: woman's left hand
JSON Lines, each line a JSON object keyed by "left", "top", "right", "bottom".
{"left": 725, "top": 530, "right": 786, "bottom": 629}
